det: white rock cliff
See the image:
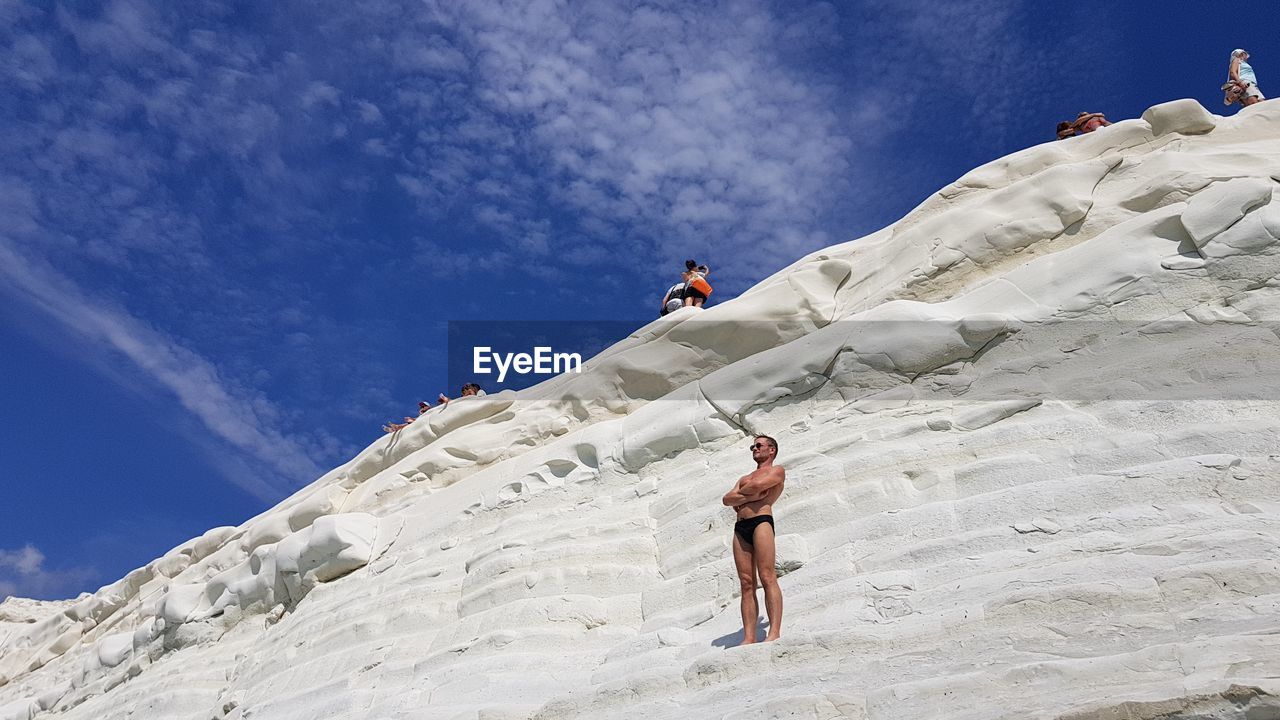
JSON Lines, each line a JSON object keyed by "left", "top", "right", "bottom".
{"left": 2, "top": 99, "right": 1279, "bottom": 720}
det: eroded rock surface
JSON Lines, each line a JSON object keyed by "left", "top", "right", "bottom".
{"left": 2, "top": 100, "right": 1279, "bottom": 720}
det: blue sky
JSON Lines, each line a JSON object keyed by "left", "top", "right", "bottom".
{"left": 1, "top": 0, "right": 1273, "bottom": 600}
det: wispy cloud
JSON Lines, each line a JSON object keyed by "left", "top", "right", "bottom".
{"left": 0, "top": 240, "right": 324, "bottom": 500}
{"left": 0, "top": 546, "right": 42, "bottom": 575}
{"left": 0, "top": 544, "right": 95, "bottom": 600}
{"left": 839, "top": 0, "right": 1121, "bottom": 150}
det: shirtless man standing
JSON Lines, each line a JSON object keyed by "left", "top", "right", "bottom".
{"left": 721, "top": 435, "right": 785, "bottom": 644}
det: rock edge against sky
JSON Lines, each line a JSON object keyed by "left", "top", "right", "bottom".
{"left": 2, "top": 99, "right": 1280, "bottom": 720}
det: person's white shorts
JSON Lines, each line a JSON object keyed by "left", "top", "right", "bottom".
{"left": 1245, "top": 84, "right": 1266, "bottom": 101}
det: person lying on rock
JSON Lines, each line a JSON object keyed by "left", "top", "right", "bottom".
{"left": 383, "top": 400, "right": 430, "bottom": 433}
{"left": 721, "top": 434, "right": 786, "bottom": 644}
{"left": 438, "top": 382, "right": 484, "bottom": 405}
{"left": 1057, "top": 111, "right": 1111, "bottom": 139}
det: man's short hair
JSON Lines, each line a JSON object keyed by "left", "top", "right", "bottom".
{"left": 461, "top": 382, "right": 482, "bottom": 394}
{"left": 755, "top": 435, "right": 778, "bottom": 454}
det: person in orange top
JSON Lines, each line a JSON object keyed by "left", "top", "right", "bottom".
{"left": 682, "top": 259, "right": 713, "bottom": 308}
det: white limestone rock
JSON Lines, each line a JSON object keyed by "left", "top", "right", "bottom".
{"left": 0, "top": 698, "right": 37, "bottom": 720}
{"left": 1161, "top": 255, "right": 1206, "bottom": 270}
{"left": 1141, "top": 99, "right": 1218, "bottom": 137}
{"left": 4, "top": 98, "right": 1280, "bottom": 720}
{"left": 1181, "top": 177, "right": 1273, "bottom": 247}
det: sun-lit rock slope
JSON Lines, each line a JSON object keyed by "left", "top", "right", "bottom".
{"left": 3, "top": 98, "right": 1280, "bottom": 720}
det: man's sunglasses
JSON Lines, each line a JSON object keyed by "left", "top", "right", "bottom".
{"left": 750, "top": 443, "right": 769, "bottom": 450}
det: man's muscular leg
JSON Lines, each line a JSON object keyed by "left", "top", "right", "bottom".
{"left": 731, "top": 532, "right": 760, "bottom": 644}
{"left": 752, "top": 521, "right": 782, "bottom": 641}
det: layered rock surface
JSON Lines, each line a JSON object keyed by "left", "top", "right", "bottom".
{"left": 2, "top": 99, "right": 1279, "bottom": 720}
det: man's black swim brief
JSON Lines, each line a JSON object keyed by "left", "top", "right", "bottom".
{"left": 733, "top": 515, "right": 774, "bottom": 548}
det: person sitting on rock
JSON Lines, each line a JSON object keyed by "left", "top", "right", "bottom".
{"left": 438, "top": 382, "right": 483, "bottom": 405}
{"left": 383, "top": 400, "right": 430, "bottom": 433}
{"left": 660, "top": 278, "right": 686, "bottom": 316}
{"left": 682, "top": 260, "right": 713, "bottom": 308}
{"left": 1224, "top": 49, "right": 1265, "bottom": 107}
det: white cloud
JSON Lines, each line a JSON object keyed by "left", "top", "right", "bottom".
{"left": 363, "top": 138, "right": 393, "bottom": 157}
{"left": 0, "top": 240, "right": 323, "bottom": 501}
{"left": 843, "top": 0, "right": 1052, "bottom": 142}
{"left": 390, "top": 33, "right": 470, "bottom": 74}
{"left": 0, "top": 174, "right": 39, "bottom": 236}
{"left": 0, "top": 545, "right": 43, "bottom": 575}
{"left": 301, "top": 81, "right": 341, "bottom": 109}
{"left": 5, "top": 33, "right": 57, "bottom": 90}
{"left": 0, "top": 544, "right": 95, "bottom": 600}
{"left": 372, "top": 0, "right": 858, "bottom": 290}
{"left": 55, "top": 0, "right": 171, "bottom": 61}
{"left": 356, "top": 100, "right": 384, "bottom": 123}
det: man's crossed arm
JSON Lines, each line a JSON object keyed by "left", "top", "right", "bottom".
{"left": 722, "top": 466, "right": 785, "bottom": 507}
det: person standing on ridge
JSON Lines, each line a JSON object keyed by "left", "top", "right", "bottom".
{"left": 721, "top": 435, "right": 786, "bottom": 644}
{"left": 1226, "top": 49, "right": 1265, "bottom": 107}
